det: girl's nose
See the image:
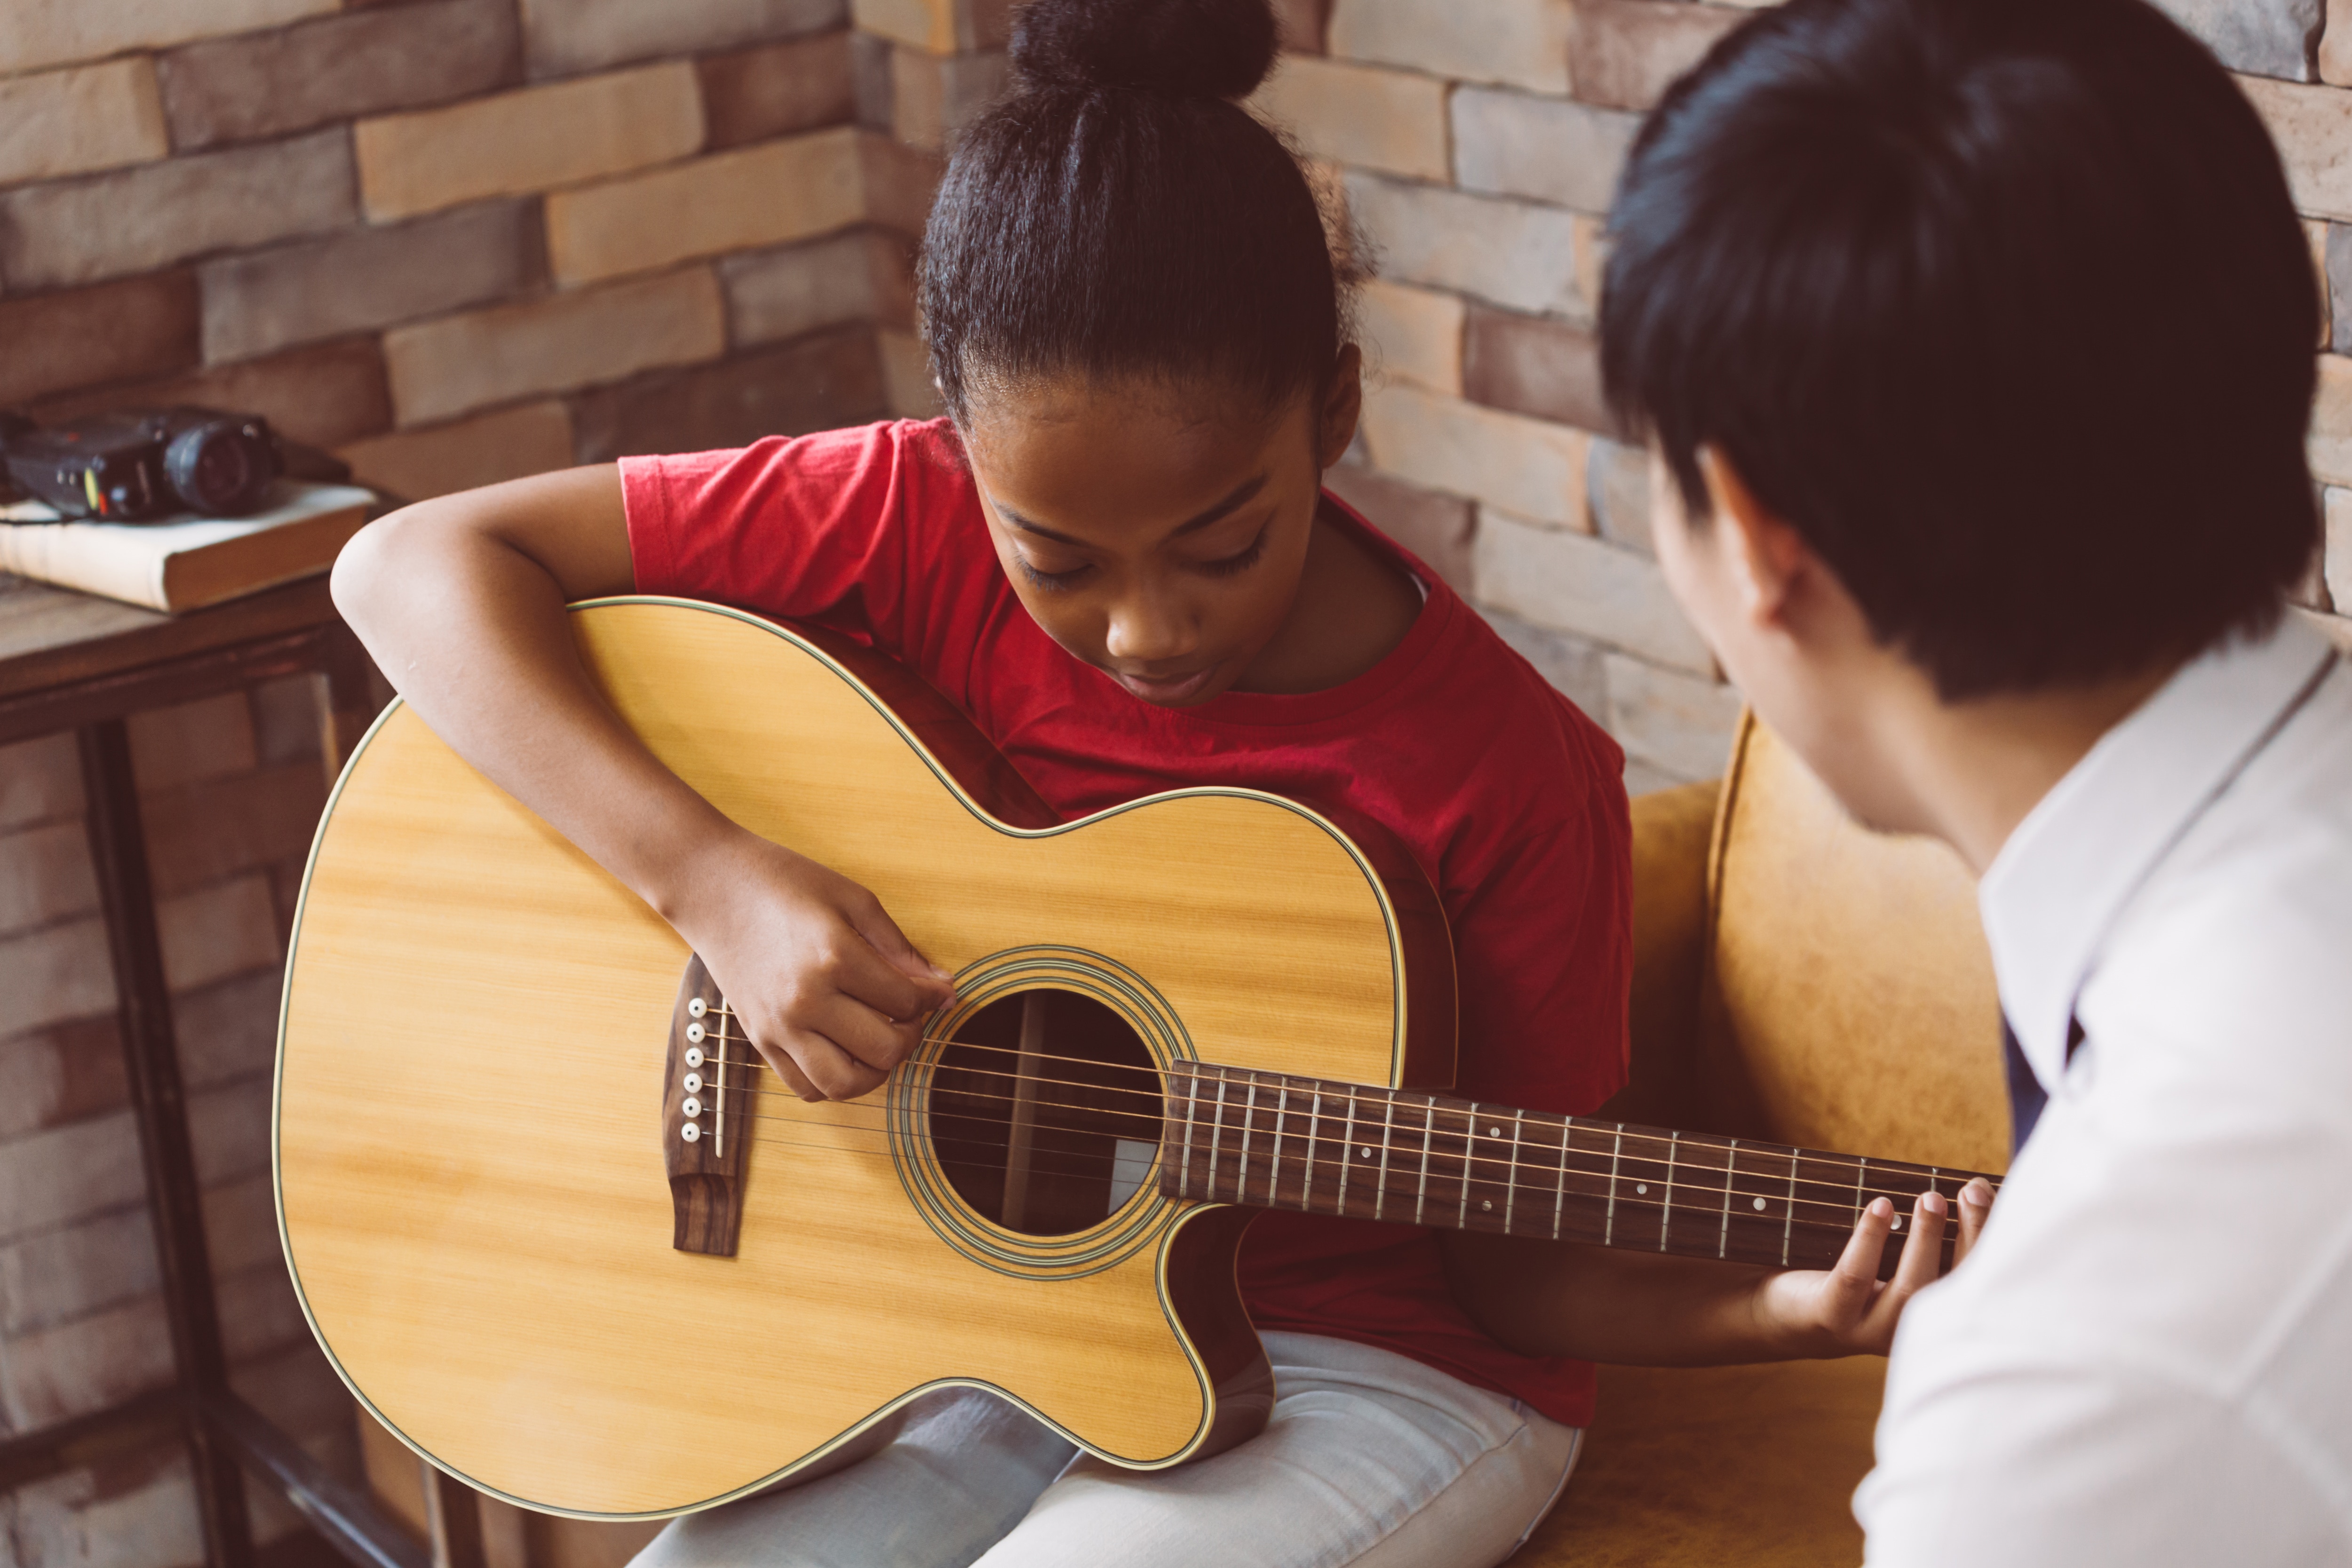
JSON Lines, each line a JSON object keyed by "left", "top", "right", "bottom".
{"left": 1104, "top": 590, "right": 1196, "bottom": 665}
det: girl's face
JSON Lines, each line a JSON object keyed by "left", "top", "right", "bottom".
{"left": 961, "top": 357, "right": 1361, "bottom": 708}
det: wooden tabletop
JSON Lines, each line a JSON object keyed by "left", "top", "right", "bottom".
{"left": 0, "top": 571, "right": 343, "bottom": 704}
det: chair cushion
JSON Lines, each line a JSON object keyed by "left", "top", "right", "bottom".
{"left": 1697, "top": 716, "right": 2010, "bottom": 1173}
{"left": 1516, "top": 1359, "right": 1882, "bottom": 1567}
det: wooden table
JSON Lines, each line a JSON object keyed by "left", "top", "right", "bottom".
{"left": 0, "top": 572, "right": 423, "bottom": 1568}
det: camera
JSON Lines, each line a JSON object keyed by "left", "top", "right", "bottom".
{"left": 0, "top": 407, "right": 284, "bottom": 521}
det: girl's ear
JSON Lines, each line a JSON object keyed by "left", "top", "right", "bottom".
{"left": 1315, "top": 344, "right": 1365, "bottom": 469}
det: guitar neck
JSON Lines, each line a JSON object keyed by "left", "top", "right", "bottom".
{"left": 1158, "top": 1063, "right": 1996, "bottom": 1278}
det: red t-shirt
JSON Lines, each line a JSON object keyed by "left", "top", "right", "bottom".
{"left": 620, "top": 419, "right": 1632, "bottom": 1426}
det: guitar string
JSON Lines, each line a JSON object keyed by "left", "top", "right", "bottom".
{"left": 690, "top": 1019, "right": 2001, "bottom": 1200}
{"left": 693, "top": 1046, "right": 1996, "bottom": 1211}
{"left": 727, "top": 1123, "right": 1951, "bottom": 1244}
{"left": 701, "top": 1054, "right": 1975, "bottom": 1224}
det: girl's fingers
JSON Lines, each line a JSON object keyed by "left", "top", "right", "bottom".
{"left": 1955, "top": 1177, "right": 1994, "bottom": 1266}
{"left": 1824, "top": 1196, "right": 1899, "bottom": 1328}
{"left": 1869, "top": 1189, "right": 1948, "bottom": 1330}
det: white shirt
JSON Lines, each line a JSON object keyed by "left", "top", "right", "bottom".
{"left": 1856, "top": 612, "right": 2352, "bottom": 1565}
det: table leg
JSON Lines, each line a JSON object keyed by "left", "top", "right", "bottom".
{"left": 422, "top": 1465, "right": 489, "bottom": 1568}
{"left": 313, "top": 624, "right": 381, "bottom": 783}
{"left": 78, "top": 720, "right": 257, "bottom": 1568}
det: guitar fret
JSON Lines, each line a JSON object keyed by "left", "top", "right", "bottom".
{"left": 1782, "top": 1147, "right": 1798, "bottom": 1266}
{"left": 1854, "top": 1155, "right": 1869, "bottom": 1229}
{"left": 1237, "top": 1080, "right": 1258, "bottom": 1204}
{"left": 1268, "top": 1082, "right": 1287, "bottom": 1207}
{"left": 1414, "top": 1095, "right": 1436, "bottom": 1226}
{"left": 1208, "top": 1074, "right": 1230, "bottom": 1204}
{"left": 1302, "top": 1090, "right": 1321, "bottom": 1211}
{"left": 1449, "top": 1109, "right": 1468, "bottom": 1232}
{"left": 1505, "top": 1110, "right": 1524, "bottom": 1235}
{"left": 1718, "top": 1137, "right": 1738, "bottom": 1259}
{"left": 1178, "top": 1069, "right": 1200, "bottom": 1200}
{"left": 1605, "top": 1123, "right": 1624, "bottom": 1246}
{"left": 1658, "top": 1130, "right": 1680, "bottom": 1252}
{"left": 1338, "top": 1093, "right": 1357, "bottom": 1218}
{"left": 1375, "top": 1095, "right": 1395, "bottom": 1222}
{"left": 1551, "top": 1115, "right": 1568, "bottom": 1241}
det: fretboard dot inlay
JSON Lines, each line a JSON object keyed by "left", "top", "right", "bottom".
{"left": 1752, "top": 1196, "right": 1766, "bottom": 1210}
{"left": 1891, "top": 1216, "right": 1902, "bottom": 1231}
{"left": 1359, "top": 1147, "right": 1371, "bottom": 1158}
{"left": 1489, "top": 1126, "right": 1501, "bottom": 1137}
{"left": 1481, "top": 1200, "right": 1492, "bottom": 1211}
{"left": 1637, "top": 1183, "right": 1648, "bottom": 1194}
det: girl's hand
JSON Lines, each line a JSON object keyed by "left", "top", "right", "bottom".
{"left": 674, "top": 830, "right": 957, "bottom": 1102}
{"left": 1752, "top": 1178, "right": 1996, "bottom": 1357}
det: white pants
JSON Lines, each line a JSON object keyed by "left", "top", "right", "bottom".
{"left": 632, "top": 1332, "right": 1583, "bottom": 1568}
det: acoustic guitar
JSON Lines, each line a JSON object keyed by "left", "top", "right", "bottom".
{"left": 275, "top": 597, "right": 1997, "bottom": 1521}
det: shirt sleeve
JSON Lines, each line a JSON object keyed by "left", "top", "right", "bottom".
{"left": 618, "top": 420, "right": 968, "bottom": 661}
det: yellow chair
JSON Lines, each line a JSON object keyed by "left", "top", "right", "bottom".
{"left": 1517, "top": 714, "right": 2008, "bottom": 1566}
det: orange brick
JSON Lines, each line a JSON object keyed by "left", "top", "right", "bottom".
{"left": 1250, "top": 55, "right": 1448, "bottom": 182}
{"left": 338, "top": 402, "right": 578, "bottom": 502}
{"left": 2327, "top": 0, "right": 2352, "bottom": 86}
{"left": 547, "top": 127, "right": 863, "bottom": 285}
{"left": 853, "top": 0, "right": 960, "bottom": 53}
{"left": 355, "top": 63, "right": 705, "bottom": 223}
{"left": 384, "top": 268, "right": 726, "bottom": 425}
{"left": 888, "top": 45, "right": 1009, "bottom": 152}
{"left": 860, "top": 131, "right": 944, "bottom": 236}
{"left": 880, "top": 327, "right": 942, "bottom": 418}
{"left": 0, "top": 58, "right": 167, "bottom": 186}
{"left": 2312, "top": 350, "right": 2352, "bottom": 486}
{"left": 1357, "top": 279, "right": 1463, "bottom": 395}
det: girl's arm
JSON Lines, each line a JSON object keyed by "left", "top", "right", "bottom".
{"left": 331, "top": 466, "right": 954, "bottom": 1101}
{"left": 1440, "top": 1180, "right": 1992, "bottom": 1364}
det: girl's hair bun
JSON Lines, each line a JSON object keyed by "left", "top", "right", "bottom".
{"left": 1011, "top": 0, "right": 1279, "bottom": 101}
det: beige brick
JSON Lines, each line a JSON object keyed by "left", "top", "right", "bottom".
{"left": 1358, "top": 279, "right": 1463, "bottom": 394}
{"left": 723, "top": 228, "right": 914, "bottom": 344}
{"left": 1570, "top": 0, "right": 1745, "bottom": 112}
{"left": 2326, "top": 486, "right": 2352, "bottom": 610}
{"left": 141, "top": 764, "right": 328, "bottom": 900}
{"left": 37, "top": 337, "right": 395, "bottom": 451}
{"left": 860, "top": 133, "right": 945, "bottom": 237}
{"left": 1452, "top": 86, "right": 1638, "bottom": 214}
{"left": 853, "top": 0, "right": 959, "bottom": 53}
{"left": 0, "top": 1112, "right": 141, "bottom": 1241}
{"left": 1347, "top": 173, "right": 1582, "bottom": 317}
{"left": 337, "top": 402, "right": 577, "bottom": 503}
{"left": 157, "top": 875, "right": 280, "bottom": 995}
{"left": 0, "top": 130, "right": 353, "bottom": 290}
{"left": 1573, "top": 213, "right": 1609, "bottom": 318}
{"left": 2326, "top": 0, "right": 2352, "bottom": 85}
{"left": 0, "top": 0, "right": 338, "bottom": 78}
{"left": 127, "top": 692, "right": 256, "bottom": 792}
{"left": 2239, "top": 74, "right": 2352, "bottom": 223}
{"left": 0, "top": 271, "right": 198, "bottom": 409}
{"left": 573, "top": 327, "right": 886, "bottom": 459}
{"left": 0, "top": 59, "right": 167, "bottom": 187}
{"left": 0, "top": 1209, "right": 155, "bottom": 1337}
{"left": 2303, "top": 603, "right": 2352, "bottom": 650}
{"left": 1250, "top": 56, "right": 1449, "bottom": 182}
{"left": 2311, "top": 350, "right": 2352, "bottom": 485}
{"left": 2153, "top": 0, "right": 2323, "bottom": 83}
{"left": 355, "top": 63, "right": 704, "bottom": 223}
{"left": 519, "top": 0, "right": 847, "bottom": 78}
{"left": 2311, "top": 218, "right": 2335, "bottom": 348}
{"left": 890, "top": 46, "right": 1010, "bottom": 153}
{"left": 385, "top": 268, "right": 726, "bottom": 425}
{"left": 547, "top": 127, "right": 863, "bottom": 286}
{"left": 1360, "top": 384, "right": 1589, "bottom": 528}
{"left": 1328, "top": 0, "right": 1572, "bottom": 94}
{"left": 175, "top": 971, "right": 284, "bottom": 1090}
{"left": 1483, "top": 608, "right": 1606, "bottom": 715}
{"left": 882, "top": 327, "right": 944, "bottom": 419}
{"left": 1604, "top": 653, "right": 1740, "bottom": 779}
{"left": 2, "top": 1293, "right": 175, "bottom": 1429}
{"left": 0, "top": 734, "right": 81, "bottom": 832}
{"left": 1463, "top": 305, "right": 1609, "bottom": 432}
{"left": 1323, "top": 462, "right": 1475, "bottom": 588}
{"left": 0, "top": 823, "right": 97, "bottom": 940}
{"left": 1472, "top": 509, "right": 1713, "bottom": 673}
{"left": 1588, "top": 435, "right": 1652, "bottom": 554}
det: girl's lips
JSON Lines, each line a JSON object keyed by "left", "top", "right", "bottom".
{"left": 1114, "top": 665, "right": 1217, "bottom": 703}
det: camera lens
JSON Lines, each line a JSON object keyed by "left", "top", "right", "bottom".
{"left": 164, "top": 418, "right": 280, "bottom": 515}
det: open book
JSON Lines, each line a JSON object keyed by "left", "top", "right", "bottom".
{"left": 0, "top": 481, "right": 374, "bottom": 613}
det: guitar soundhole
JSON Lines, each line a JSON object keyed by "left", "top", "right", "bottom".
{"left": 929, "top": 988, "right": 1161, "bottom": 1238}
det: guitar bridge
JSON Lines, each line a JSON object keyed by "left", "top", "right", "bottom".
{"left": 663, "top": 955, "right": 755, "bottom": 1256}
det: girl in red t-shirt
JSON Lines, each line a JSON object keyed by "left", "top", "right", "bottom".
{"left": 334, "top": 0, "right": 1970, "bottom": 1559}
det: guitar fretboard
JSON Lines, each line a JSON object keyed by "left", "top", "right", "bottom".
{"left": 1158, "top": 1063, "right": 1993, "bottom": 1278}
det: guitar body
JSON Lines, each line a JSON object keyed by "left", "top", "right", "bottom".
{"left": 276, "top": 598, "right": 1455, "bottom": 1519}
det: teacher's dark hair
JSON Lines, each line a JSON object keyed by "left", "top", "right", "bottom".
{"left": 919, "top": 0, "right": 1350, "bottom": 420}
{"left": 1601, "top": 0, "right": 2321, "bottom": 700}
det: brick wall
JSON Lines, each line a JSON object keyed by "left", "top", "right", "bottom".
{"left": 8, "top": 1, "right": 2352, "bottom": 1563}
{"left": 1231, "top": 0, "right": 2352, "bottom": 791}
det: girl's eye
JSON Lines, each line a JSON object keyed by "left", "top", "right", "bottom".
{"left": 1196, "top": 527, "right": 1269, "bottom": 579}
{"left": 1016, "top": 555, "right": 1090, "bottom": 591}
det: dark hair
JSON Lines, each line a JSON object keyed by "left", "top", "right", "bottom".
{"left": 1600, "top": 0, "right": 2320, "bottom": 699}
{"left": 919, "top": 0, "right": 1349, "bottom": 422}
